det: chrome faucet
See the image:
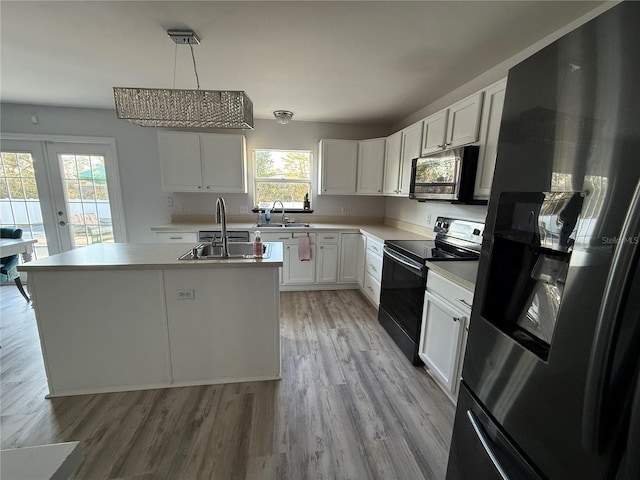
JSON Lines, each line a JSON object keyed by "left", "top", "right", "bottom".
{"left": 272, "top": 200, "right": 286, "bottom": 224}
{"left": 215, "top": 197, "right": 229, "bottom": 257}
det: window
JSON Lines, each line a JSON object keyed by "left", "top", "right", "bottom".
{"left": 254, "top": 149, "right": 312, "bottom": 210}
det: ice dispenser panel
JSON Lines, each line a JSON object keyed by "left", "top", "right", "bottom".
{"left": 481, "top": 191, "right": 584, "bottom": 359}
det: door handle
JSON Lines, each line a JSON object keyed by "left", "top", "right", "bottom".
{"left": 583, "top": 179, "right": 640, "bottom": 453}
{"left": 467, "top": 410, "right": 510, "bottom": 480}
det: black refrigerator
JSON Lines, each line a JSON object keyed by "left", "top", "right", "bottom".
{"left": 446, "top": 2, "right": 640, "bottom": 479}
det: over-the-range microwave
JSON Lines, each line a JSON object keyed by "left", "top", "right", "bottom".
{"left": 409, "top": 145, "right": 480, "bottom": 203}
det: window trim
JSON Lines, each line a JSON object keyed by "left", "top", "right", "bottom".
{"left": 253, "top": 148, "right": 313, "bottom": 211}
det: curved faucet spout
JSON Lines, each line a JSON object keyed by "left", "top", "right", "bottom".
{"left": 272, "top": 200, "right": 286, "bottom": 224}
{"left": 215, "top": 197, "right": 229, "bottom": 257}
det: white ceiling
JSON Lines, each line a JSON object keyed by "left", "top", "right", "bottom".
{"left": 0, "top": 1, "right": 602, "bottom": 126}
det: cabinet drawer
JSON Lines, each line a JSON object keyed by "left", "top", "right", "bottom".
{"left": 155, "top": 231, "right": 198, "bottom": 243}
{"left": 363, "top": 272, "right": 381, "bottom": 306}
{"left": 427, "top": 271, "right": 473, "bottom": 311}
{"left": 366, "top": 238, "right": 384, "bottom": 257}
{"left": 365, "top": 249, "right": 383, "bottom": 279}
{"left": 317, "top": 232, "right": 339, "bottom": 243}
{"left": 261, "top": 232, "right": 293, "bottom": 242}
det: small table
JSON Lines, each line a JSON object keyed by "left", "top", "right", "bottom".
{"left": 0, "top": 238, "right": 38, "bottom": 262}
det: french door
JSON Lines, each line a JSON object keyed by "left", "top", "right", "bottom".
{"left": 0, "top": 138, "right": 126, "bottom": 256}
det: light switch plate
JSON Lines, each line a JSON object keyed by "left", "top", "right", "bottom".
{"left": 177, "top": 289, "right": 195, "bottom": 300}
{"left": 240, "top": 206, "right": 249, "bottom": 214}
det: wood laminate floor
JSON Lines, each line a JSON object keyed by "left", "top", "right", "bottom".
{"left": 0, "top": 285, "right": 455, "bottom": 479}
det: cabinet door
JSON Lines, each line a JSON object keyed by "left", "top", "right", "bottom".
{"left": 446, "top": 92, "right": 483, "bottom": 148}
{"left": 421, "top": 110, "right": 448, "bottom": 155}
{"left": 475, "top": 79, "right": 507, "bottom": 199}
{"left": 316, "top": 244, "right": 339, "bottom": 283}
{"left": 284, "top": 244, "right": 316, "bottom": 284}
{"left": 399, "top": 121, "right": 423, "bottom": 195}
{"left": 319, "top": 139, "right": 358, "bottom": 195}
{"left": 383, "top": 131, "right": 402, "bottom": 195}
{"left": 419, "top": 291, "right": 466, "bottom": 396}
{"left": 356, "top": 138, "right": 385, "bottom": 195}
{"left": 201, "top": 134, "right": 247, "bottom": 193}
{"left": 158, "top": 131, "right": 203, "bottom": 192}
{"left": 339, "top": 233, "right": 362, "bottom": 283}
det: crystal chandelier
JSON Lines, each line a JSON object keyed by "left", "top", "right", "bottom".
{"left": 113, "top": 30, "right": 253, "bottom": 129}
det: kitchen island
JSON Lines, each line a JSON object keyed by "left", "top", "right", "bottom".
{"left": 19, "top": 242, "right": 283, "bottom": 397}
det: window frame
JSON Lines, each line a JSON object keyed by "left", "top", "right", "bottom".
{"left": 253, "top": 148, "right": 313, "bottom": 212}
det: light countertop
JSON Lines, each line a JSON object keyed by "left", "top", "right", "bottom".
{"left": 151, "top": 221, "right": 434, "bottom": 243}
{"left": 19, "top": 242, "right": 283, "bottom": 272}
{"left": 425, "top": 260, "right": 479, "bottom": 291}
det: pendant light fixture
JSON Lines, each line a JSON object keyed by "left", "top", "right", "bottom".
{"left": 113, "top": 30, "right": 253, "bottom": 129}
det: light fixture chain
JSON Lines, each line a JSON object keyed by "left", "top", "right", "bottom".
{"left": 189, "top": 43, "right": 200, "bottom": 90}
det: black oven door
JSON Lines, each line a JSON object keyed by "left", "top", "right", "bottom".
{"left": 379, "top": 247, "right": 427, "bottom": 341}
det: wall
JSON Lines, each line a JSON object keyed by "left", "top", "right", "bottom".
{"left": 0, "top": 103, "right": 386, "bottom": 242}
{"left": 384, "top": 0, "right": 615, "bottom": 228}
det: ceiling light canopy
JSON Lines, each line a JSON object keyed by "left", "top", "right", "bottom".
{"left": 113, "top": 30, "right": 253, "bottom": 129}
{"left": 273, "top": 110, "right": 294, "bottom": 125}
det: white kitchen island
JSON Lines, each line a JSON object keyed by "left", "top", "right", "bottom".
{"left": 19, "top": 242, "right": 283, "bottom": 398}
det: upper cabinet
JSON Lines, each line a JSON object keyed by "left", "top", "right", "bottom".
{"left": 421, "top": 92, "right": 483, "bottom": 156}
{"left": 318, "top": 139, "right": 358, "bottom": 195}
{"left": 383, "top": 122, "right": 423, "bottom": 196}
{"left": 158, "top": 131, "right": 247, "bottom": 193}
{"left": 356, "top": 138, "right": 386, "bottom": 195}
{"left": 474, "top": 79, "right": 507, "bottom": 200}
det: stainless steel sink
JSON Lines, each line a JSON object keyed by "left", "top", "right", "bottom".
{"left": 253, "top": 223, "right": 313, "bottom": 228}
{"left": 178, "top": 242, "right": 270, "bottom": 260}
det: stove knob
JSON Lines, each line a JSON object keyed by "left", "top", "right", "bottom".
{"left": 473, "top": 228, "right": 481, "bottom": 236}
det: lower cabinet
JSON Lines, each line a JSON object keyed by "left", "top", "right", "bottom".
{"left": 283, "top": 244, "right": 316, "bottom": 284}
{"left": 419, "top": 270, "right": 473, "bottom": 401}
{"left": 316, "top": 244, "right": 339, "bottom": 283}
{"left": 339, "top": 233, "right": 364, "bottom": 283}
{"left": 360, "top": 236, "right": 383, "bottom": 308}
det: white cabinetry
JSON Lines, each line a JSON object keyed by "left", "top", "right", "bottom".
{"left": 420, "top": 92, "right": 483, "bottom": 156}
{"left": 419, "top": 270, "right": 473, "bottom": 401}
{"left": 339, "top": 233, "right": 364, "bottom": 284}
{"left": 356, "top": 138, "right": 386, "bottom": 195}
{"left": 361, "top": 236, "right": 383, "bottom": 308}
{"left": 158, "top": 131, "right": 247, "bottom": 193}
{"left": 475, "top": 79, "right": 507, "bottom": 199}
{"left": 316, "top": 232, "right": 339, "bottom": 283}
{"left": 383, "top": 122, "right": 422, "bottom": 196}
{"left": 284, "top": 244, "right": 316, "bottom": 284}
{"left": 318, "top": 139, "right": 358, "bottom": 195}
{"left": 383, "top": 131, "right": 402, "bottom": 195}
{"left": 155, "top": 231, "right": 198, "bottom": 243}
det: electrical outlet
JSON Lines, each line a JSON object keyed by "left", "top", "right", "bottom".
{"left": 179, "top": 203, "right": 186, "bottom": 213}
{"left": 239, "top": 206, "right": 249, "bottom": 214}
{"left": 341, "top": 207, "right": 347, "bottom": 215}
{"left": 166, "top": 196, "right": 174, "bottom": 207}
{"left": 177, "top": 289, "right": 195, "bottom": 300}
{"left": 426, "top": 213, "right": 432, "bottom": 225}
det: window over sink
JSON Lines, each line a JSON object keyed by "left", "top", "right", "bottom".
{"left": 254, "top": 149, "right": 312, "bottom": 211}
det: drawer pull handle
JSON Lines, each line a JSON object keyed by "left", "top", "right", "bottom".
{"left": 169, "top": 236, "right": 183, "bottom": 240}
{"left": 368, "top": 286, "right": 374, "bottom": 292}
{"left": 371, "top": 265, "right": 377, "bottom": 272}
{"left": 457, "top": 298, "right": 472, "bottom": 309}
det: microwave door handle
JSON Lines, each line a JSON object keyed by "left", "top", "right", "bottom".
{"left": 583, "top": 179, "right": 640, "bottom": 453}
{"left": 383, "top": 247, "right": 424, "bottom": 273}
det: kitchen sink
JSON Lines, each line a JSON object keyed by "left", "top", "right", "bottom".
{"left": 253, "top": 223, "right": 313, "bottom": 228}
{"left": 178, "top": 242, "right": 270, "bottom": 260}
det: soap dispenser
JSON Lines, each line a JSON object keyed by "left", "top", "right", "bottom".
{"left": 253, "top": 231, "right": 263, "bottom": 258}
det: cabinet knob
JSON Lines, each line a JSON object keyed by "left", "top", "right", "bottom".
{"left": 378, "top": 189, "right": 381, "bottom": 193}
{"left": 452, "top": 316, "right": 461, "bottom": 322}
{"left": 323, "top": 188, "right": 327, "bottom": 192}
{"left": 446, "top": 142, "right": 452, "bottom": 146}
{"left": 320, "top": 246, "right": 324, "bottom": 249}
{"left": 206, "top": 186, "right": 210, "bottom": 189}
{"left": 287, "top": 246, "right": 290, "bottom": 249}
{"left": 197, "top": 186, "right": 202, "bottom": 189}
{"left": 437, "top": 144, "right": 444, "bottom": 149}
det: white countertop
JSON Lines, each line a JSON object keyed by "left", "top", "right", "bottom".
{"left": 151, "top": 221, "right": 434, "bottom": 243}
{"left": 425, "top": 260, "right": 479, "bottom": 291}
{"left": 19, "top": 242, "right": 283, "bottom": 272}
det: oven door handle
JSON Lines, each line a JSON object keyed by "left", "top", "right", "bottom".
{"left": 383, "top": 247, "right": 425, "bottom": 274}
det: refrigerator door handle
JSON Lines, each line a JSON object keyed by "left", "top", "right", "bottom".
{"left": 466, "top": 410, "right": 510, "bottom": 480}
{"left": 622, "top": 375, "right": 640, "bottom": 479}
{"left": 583, "top": 179, "right": 640, "bottom": 453}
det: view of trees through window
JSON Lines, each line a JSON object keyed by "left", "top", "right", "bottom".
{"left": 254, "top": 150, "right": 312, "bottom": 209}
